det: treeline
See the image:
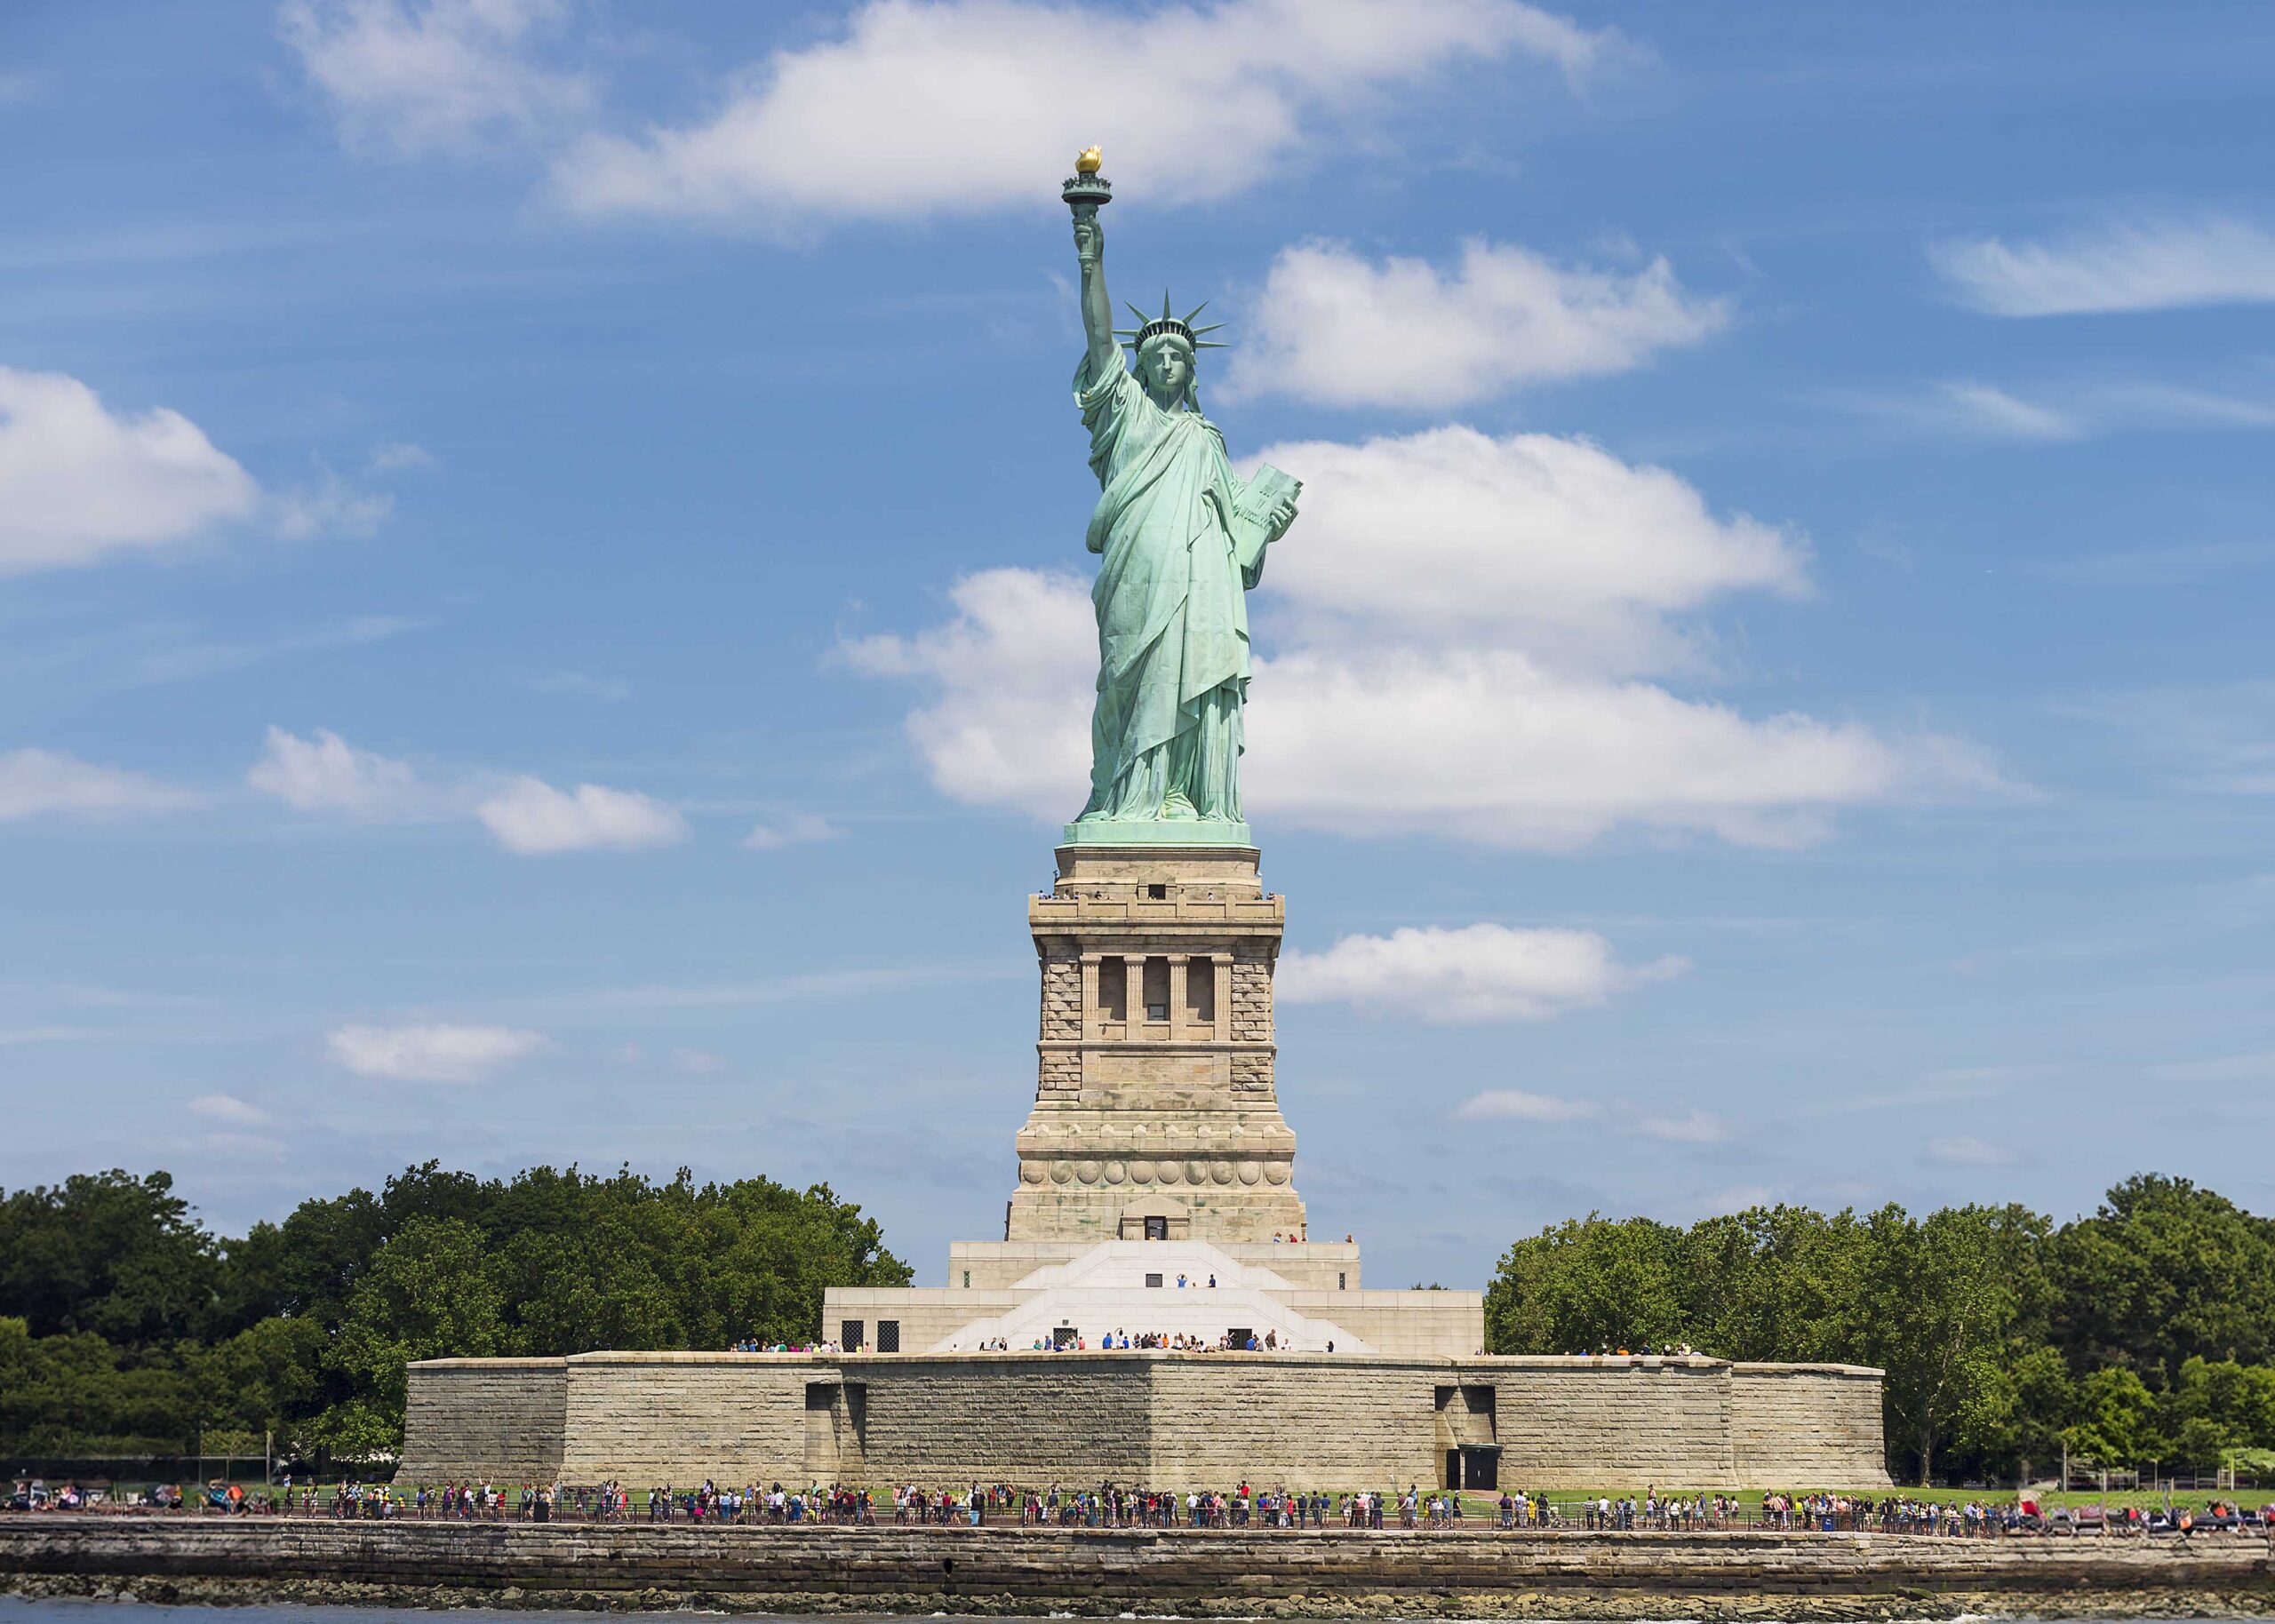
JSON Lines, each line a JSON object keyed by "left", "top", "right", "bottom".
{"left": 0, "top": 1163, "right": 909, "bottom": 1462}
{"left": 1485, "top": 1174, "right": 2275, "bottom": 1485}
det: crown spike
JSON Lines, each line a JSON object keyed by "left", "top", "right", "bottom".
{"left": 1191, "top": 322, "right": 1227, "bottom": 336}
{"left": 1193, "top": 340, "right": 1229, "bottom": 350}
{"left": 1183, "top": 300, "right": 1210, "bottom": 325}
{"left": 1161, "top": 290, "right": 1173, "bottom": 319}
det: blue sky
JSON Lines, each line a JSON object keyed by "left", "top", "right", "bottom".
{"left": 4, "top": 0, "right": 2273, "bottom": 1293}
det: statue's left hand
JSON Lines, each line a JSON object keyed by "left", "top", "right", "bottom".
{"left": 1266, "top": 497, "right": 1298, "bottom": 539}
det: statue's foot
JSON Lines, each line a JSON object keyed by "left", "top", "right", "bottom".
{"left": 1157, "top": 792, "right": 1200, "bottom": 822}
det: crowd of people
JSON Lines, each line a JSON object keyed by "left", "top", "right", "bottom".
{"left": 19, "top": 1473, "right": 2269, "bottom": 1539}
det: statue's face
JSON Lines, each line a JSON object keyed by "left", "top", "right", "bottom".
{"left": 1141, "top": 341, "right": 1192, "bottom": 405}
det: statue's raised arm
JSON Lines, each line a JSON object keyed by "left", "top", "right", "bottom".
{"left": 1074, "top": 203, "right": 1115, "bottom": 381}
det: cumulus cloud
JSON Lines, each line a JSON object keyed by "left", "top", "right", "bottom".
{"left": 1227, "top": 240, "right": 1725, "bottom": 411}
{"left": 1933, "top": 217, "right": 2275, "bottom": 316}
{"left": 1280, "top": 923, "right": 1686, "bottom": 1022}
{"left": 554, "top": 0, "right": 1605, "bottom": 223}
{"left": 844, "top": 552, "right": 1996, "bottom": 851}
{"left": 326, "top": 1020, "right": 549, "bottom": 1081}
{"left": 281, "top": 0, "right": 592, "bottom": 155}
{"left": 252, "top": 726, "right": 687, "bottom": 853}
{"left": 1456, "top": 1089, "right": 1599, "bottom": 1123}
{"left": 1251, "top": 426, "right": 1805, "bottom": 673}
{"left": 0, "top": 748, "right": 197, "bottom": 822}
{"left": 0, "top": 366, "right": 259, "bottom": 575}
{"left": 1251, "top": 647, "right": 1984, "bottom": 848}
{"left": 475, "top": 776, "right": 689, "bottom": 854}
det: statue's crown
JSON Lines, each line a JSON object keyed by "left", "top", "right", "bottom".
{"left": 1115, "top": 291, "right": 1228, "bottom": 354}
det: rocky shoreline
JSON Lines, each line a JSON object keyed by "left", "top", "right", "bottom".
{"left": 7, "top": 1571, "right": 2275, "bottom": 1620}
{"left": 3, "top": 1518, "right": 2270, "bottom": 1621}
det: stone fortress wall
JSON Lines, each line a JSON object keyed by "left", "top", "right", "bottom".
{"left": 400, "top": 1350, "right": 1889, "bottom": 1490}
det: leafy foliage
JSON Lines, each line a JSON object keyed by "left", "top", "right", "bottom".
{"left": 1486, "top": 1175, "right": 2275, "bottom": 1485}
{"left": 0, "top": 1162, "right": 907, "bottom": 1461}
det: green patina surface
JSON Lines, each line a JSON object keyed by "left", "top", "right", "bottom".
{"left": 1064, "top": 166, "right": 1297, "bottom": 847}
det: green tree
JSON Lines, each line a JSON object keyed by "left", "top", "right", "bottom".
{"left": 1854, "top": 1201, "right": 2050, "bottom": 1485}
{"left": 0, "top": 1170, "right": 220, "bottom": 1342}
{"left": 2048, "top": 1174, "right": 2275, "bottom": 1380}
{"left": 1484, "top": 1214, "right": 1688, "bottom": 1354}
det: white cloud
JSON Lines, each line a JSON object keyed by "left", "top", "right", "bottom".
{"left": 368, "top": 441, "right": 435, "bottom": 473}
{"left": 742, "top": 813, "right": 842, "bottom": 851}
{"left": 672, "top": 1047, "right": 726, "bottom": 1075}
{"left": 1251, "top": 426, "right": 1806, "bottom": 673}
{"left": 1935, "top": 381, "right": 2081, "bottom": 442}
{"left": 1280, "top": 923, "right": 1685, "bottom": 1023}
{"left": 281, "top": 0, "right": 592, "bottom": 156}
{"left": 188, "top": 1093, "right": 275, "bottom": 1126}
{"left": 1227, "top": 239, "right": 1725, "bottom": 410}
{"left": 0, "top": 748, "right": 196, "bottom": 822}
{"left": 268, "top": 465, "right": 394, "bottom": 540}
{"left": 1925, "top": 1134, "right": 2016, "bottom": 1167}
{"left": 0, "top": 366, "right": 259, "bottom": 574}
{"left": 1632, "top": 1107, "right": 1725, "bottom": 1144}
{"left": 844, "top": 569, "right": 1992, "bottom": 848}
{"left": 326, "top": 1020, "right": 548, "bottom": 1081}
{"left": 1933, "top": 217, "right": 2275, "bottom": 316}
{"left": 1456, "top": 1089, "right": 1599, "bottom": 1124}
{"left": 475, "top": 776, "right": 690, "bottom": 854}
{"left": 252, "top": 727, "right": 687, "bottom": 853}
{"left": 841, "top": 567, "right": 1096, "bottom": 814}
{"left": 848, "top": 422, "right": 2000, "bottom": 850}
{"left": 1251, "top": 649, "right": 1991, "bottom": 848}
{"left": 555, "top": 0, "right": 1606, "bottom": 223}
{"left": 248, "top": 725, "right": 446, "bottom": 818}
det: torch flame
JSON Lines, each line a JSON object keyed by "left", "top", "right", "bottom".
{"left": 1075, "top": 146, "right": 1103, "bottom": 175}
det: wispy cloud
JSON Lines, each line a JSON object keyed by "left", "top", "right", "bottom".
{"left": 281, "top": 0, "right": 594, "bottom": 157}
{"left": 1925, "top": 1134, "right": 2017, "bottom": 1167}
{"left": 1632, "top": 1107, "right": 1727, "bottom": 1144}
{"left": 1934, "top": 217, "right": 2275, "bottom": 316}
{"left": 326, "top": 1020, "right": 550, "bottom": 1082}
{"left": 1455, "top": 1089, "right": 1600, "bottom": 1124}
{"left": 2148, "top": 1050, "right": 2275, "bottom": 1084}
{"left": 742, "top": 812, "right": 842, "bottom": 851}
{"left": 0, "top": 748, "right": 198, "bottom": 823}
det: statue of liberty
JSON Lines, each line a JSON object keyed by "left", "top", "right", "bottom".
{"left": 1064, "top": 151, "right": 1299, "bottom": 845}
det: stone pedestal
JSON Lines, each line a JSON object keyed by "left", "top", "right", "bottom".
{"left": 1007, "top": 845, "right": 1305, "bottom": 1243}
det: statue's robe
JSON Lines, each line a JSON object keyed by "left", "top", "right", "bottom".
{"left": 1074, "top": 347, "right": 1264, "bottom": 825}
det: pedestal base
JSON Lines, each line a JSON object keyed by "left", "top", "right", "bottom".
{"left": 1061, "top": 818, "right": 1253, "bottom": 847}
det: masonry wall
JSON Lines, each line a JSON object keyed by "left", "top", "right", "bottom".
{"left": 557, "top": 1356, "right": 811, "bottom": 1485}
{"left": 1730, "top": 1363, "right": 1889, "bottom": 1487}
{"left": 1146, "top": 1357, "right": 1438, "bottom": 1485}
{"left": 852, "top": 1356, "right": 1152, "bottom": 1484}
{"left": 397, "top": 1358, "right": 567, "bottom": 1484}
{"left": 398, "top": 1351, "right": 1890, "bottom": 1491}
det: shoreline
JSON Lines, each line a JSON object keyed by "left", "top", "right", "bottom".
{"left": 4, "top": 1518, "right": 2271, "bottom": 1621}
